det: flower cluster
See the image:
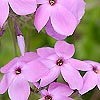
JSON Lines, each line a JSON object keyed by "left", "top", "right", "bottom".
{"left": 0, "top": 0, "right": 99, "bottom": 100}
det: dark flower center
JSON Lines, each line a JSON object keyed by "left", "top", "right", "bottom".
{"left": 56, "top": 58, "right": 64, "bottom": 66}
{"left": 93, "top": 67, "right": 99, "bottom": 74}
{"left": 49, "top": 0, "right": 56, "bottom": 6}
{"left": 15, "top": 67, "right": 21, "bottom": 75}
{"left": 45, "top": 95, "right": 52, "bottom": 100}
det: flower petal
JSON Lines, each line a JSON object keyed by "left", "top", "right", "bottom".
{"left": 51, "top": 4, "right": 77, "bottom": 36}
{"left": 8, "top": 76, "right": 30, "bottom": 100}
{"left": 34, "top": 4, "right": 51, "bottom": 32}
{"left": 0, "top": 73, "right": 16, "bottom": 94}
{"left": 37, "top": 0, "right": 48, "bottom": 4}
{"left": 39, "top": 97, "right": 45, "bottom": 100}
{"left": 40, "top": 89, "right": 48, "bottom": 96}
{"left": 61, "top": 63, "right": 83, "bottom": 90}
{"left": 84, "top": 60, "right": 100, "bottom": 67}
{"left": 40, "top": 66, "right": 60, "bottom": 87}
{"left": 58, "top": 0, "right": 85, "bottom": 22}
{"left": 54, "top": 41, "right": 75, "bottom": 59}
{"left": 37, "top": 47, "right": 56, "bottom": 59}
{"left": 0, "top": 0, "right": 9, "bottom": 28}
{"left": 22, "top": 61, "right": 49, "bottom": 82}
{"left": 97, "top": 74, "right": 100, "bottom": 89}
{"left": 49, "top": 82, "right": 73, "bottom": 97}
{"left": 53, "top": 96, "right": 73, "bottom": 100}
{"left": 9, "top": 0, "right": 37, "bottom": 15}
{"left": 68, "top": 58, "right": 92, "bottom": 71}
{"left": 20, "top": 52, "right": 39, "bottom": 63}
{"left": 0, "top": 57, "right": 18, "bottom": 73}
{"left": 46, "top": 19, "right": 66, "bottom": 40}
{"left": 79, "top": 71, "right": 97, "bottom": 94}
{"left": 39, "top": 59, "right": 56, "bottom": 69}
{"left": 17, "top": 35, "right": 25, "bottom": 56}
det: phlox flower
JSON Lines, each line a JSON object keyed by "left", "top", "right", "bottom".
{"left": 0, "top": 52, "right": 48, "bottom": 100}
{"left": 37, "top": 41, "right": 90, "bottom": 90}
{"left": 34, "top": 0, "right": 85, "bottom": 40}
{"left": 39, "top": 82, "right": 74, "bottom": 100}
{"left": 0, "top": 0, "right": 37, "bottom": 28}
{"left": 79, "top": 60, "right": 100, "bottom": 94}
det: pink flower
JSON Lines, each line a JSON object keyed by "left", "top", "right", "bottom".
{"left": 79, "top": 60, "right": 100, "bottom": 94}
{"left": 14, "top": 19, "right": 25, "bottom": 56}
{"left": 0, "top": 0, "right": 37, "bottom": 28}
{"left": 37, "top": 41, "right": 89, "bottom": 90}
{"left": 39, "top": 82, "right": 74, "bottom": 100}
{"left": 34, "top": 0, "right": 85, "bottom": 40}
{"left": 0, "top": 52, "right": 48, "bottom": 100}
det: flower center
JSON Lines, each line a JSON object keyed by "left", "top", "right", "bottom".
{"left": 49, "top": 0, "right": 56, "bottom": 6}
{"left": 15, "top": 67, "right": 21, "bottom": 75}
{"left": 56, "top": 58, "right": 64, "bottom": 66}
{"left": 93, "top": 67, "right": 99, "bottom": 74}
{"left": 45, "top": 95, "right": 52, "bottom": 100}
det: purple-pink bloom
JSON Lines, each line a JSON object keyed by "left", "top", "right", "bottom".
{"left": 79, "top": 60, "right": 100, "bottom": 94}
{"left": 37, "top": 41, "right": 89, "bottom": 90}
{"left": 14, "top": 19, "right": 25, "bottom": 56}
{"left": 39, "top": 82, "right": 74, "bottom": 100}
{"left": 0, "top": 52, "right": 48, "bottom": 100}
{"left": 34, "top": 0, "right": 85, "bottom": 40}
{"left": 0, "top": 0, "right": 37, "bottom": 28}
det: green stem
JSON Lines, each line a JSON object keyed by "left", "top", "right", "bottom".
{"left": 8, "top": 17, "right": 17, "bottom": 56}
{"left": 26, "top": 29, "right": 30, "bottom": 52}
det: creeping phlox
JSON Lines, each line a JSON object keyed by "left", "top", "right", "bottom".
{"left": 0, "top": 0, "right": 99, "bottom": 100}
{"left": 0, "top": 0, "right": 37, "bottom": 28}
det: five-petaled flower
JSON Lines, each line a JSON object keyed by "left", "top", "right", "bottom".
{"left": 79, "top": 60, "right": 100, "bottom": 94}
{"left": 34, "top": 0, "right": 85, "bottom": 40}
{"left": 37, "top": 41, "right": 90, "bottom": 90}
{"left": 39, "top": 82, "right": 74, "bottom": 100}
{"left": 0, "top": 52, "right": 48, "bottom": 100}
{"left": 0, "top": 0, "right": 37, "bottom": 28}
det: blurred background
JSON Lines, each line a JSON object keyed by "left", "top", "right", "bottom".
{"left": 0, "top": 0, "right": 100, "bottom": 100}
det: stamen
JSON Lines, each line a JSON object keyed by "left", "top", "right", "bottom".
{"left": 45, "top": 95, "right": 52, "bottom": 100}
{"left": 56, "top": 58, "right": 64, "bottom": 66}
{"left": 15, "top": 67, "right": 21, "bottom": 75}
{"left": 93, "top": 67, "right": 99, "bottom": 74}
{"left": 49, "top": 0, "right": 56, "bottom": 6}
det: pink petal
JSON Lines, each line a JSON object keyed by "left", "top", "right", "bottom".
{"left": 68, "top": 58, "right": 92, "bottom": 71}
{"left": 58, "top": 0, "right": 85, "bottom": 22}
{"left": 51, "top": 4, "right": 77, "bottom": 36}
{"left": 9, "top": 0, "right": 37, "bottom": 15}
{"left": 40, "top": 66, "right": 60, "bottom": 87}
{"left": 39, "top": 59, "right": 56, "bottom": 69}
{"left": 0, "top": 57, "right": 18, "bottom": 73}
{"left": 46, "top": 19, "right": 66, "bottom": 40}
{"left": 37, "top": 0, "right": 48, "bottom": 4}
{"left": 61, "top": 63, "right": 83, "bottom": 90}
{"left": 34, "top": 4, "right": 51, "bottom": 32}
{"left": 8, "top": 76, "right": 30, "bottom": 100}
{"left": 40, "top": 89, "right": 48, "bottom": 96}
{"left": 49, "top": 82, "right": 73, "bottom": 97}
{"left": 53, "top": 96, "right": 73, "bottom": 100}
{"left": 84, "top": 60, "right": 100, "bottom": 67}
{"left": 37, "top": 47, "right": 56, "bottom": 59}
{"left": 0, "top": 0, "right": 9, "bottom": 28}
{"left": 22, "top": 61, "right": 49, "bottom": 82}
{"left": 97, "top": 74, "right": 100, "bottom": 89}
{"left": 17, "top": 35, "right": 25, "bottom": 56}
{"left": 0, "top": 73, "right": 16, "bottom": 94}
{"left": 54, "top": 41, "right": 75, "bottom": 59}
{"left": 20, "top": 52, "right": 39, "bottom": 63}
{"left": 39, "top": 97, "right": 45, "bottom": 100}
{"left": 79, "top": 71, "right": 97, "bottom": 94}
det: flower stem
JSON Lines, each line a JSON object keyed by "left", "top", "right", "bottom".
{"left": 8, "top": 17, "right": 17, "bottom": 56}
